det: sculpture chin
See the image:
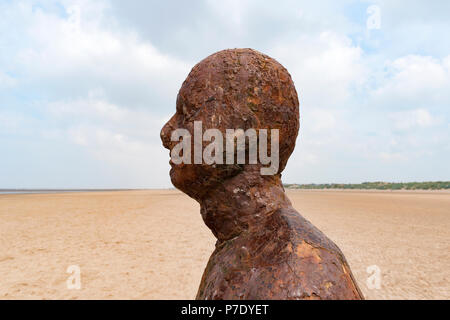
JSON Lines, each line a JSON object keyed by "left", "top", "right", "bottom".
{"left": 169, "top": 166, "right": 184, "bottom": 190}
{"left": 169, "top": 163, "right": 240, "bottom": 200}
{"left": 169, "top": 164, "right": 201, "bottom": 199}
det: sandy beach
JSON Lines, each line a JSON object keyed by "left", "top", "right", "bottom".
{"left": 0, "top": 189, "right": 448, "bottom": 300}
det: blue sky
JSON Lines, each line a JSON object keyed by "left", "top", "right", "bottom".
{"left": 0, "top": 0, "right": 449, "bottom": 188}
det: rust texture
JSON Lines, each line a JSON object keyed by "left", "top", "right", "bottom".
{"left": 160, "top": 48, "right": 364, "bottom": 300}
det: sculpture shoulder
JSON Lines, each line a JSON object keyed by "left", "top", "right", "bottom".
{"left": 272, "top": 207, "right": 344, "bottom": 255}
{"left": 196, "top": 207, "right": 363, "bottom": 300}
{"left": 260, "top": 207, "right": 363, "bottom": 299}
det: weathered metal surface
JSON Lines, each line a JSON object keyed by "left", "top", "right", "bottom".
{"left": 161, "top": 48, "right": 364, "bottom": 300}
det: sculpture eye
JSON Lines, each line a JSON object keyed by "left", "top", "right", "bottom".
{"left": 182, "top": 103, "right": 201, "bottom": 121}
{"left": 182, "top": 104, "right": 189, "bottom": 117}
{"left": 176, "top": 94, "right": 185, "bottom": 114}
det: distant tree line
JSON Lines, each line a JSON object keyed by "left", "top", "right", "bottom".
{"left": 284, "top": 181, "right": 450, "bottom": 190}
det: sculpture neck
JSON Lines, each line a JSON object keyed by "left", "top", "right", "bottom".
{"left": 199, "top": 167, "right": 292, "bottom": 242}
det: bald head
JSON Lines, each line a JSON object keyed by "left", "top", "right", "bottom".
{"left": 161, "top": 48, "right": 299, "bottom": 199}
{"left": 177, "top": 48, "right": 299, "bottom": 172}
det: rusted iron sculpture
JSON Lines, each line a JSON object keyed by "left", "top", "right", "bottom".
{"left": 161, "top": 48, "right": 364, "bottom": 300}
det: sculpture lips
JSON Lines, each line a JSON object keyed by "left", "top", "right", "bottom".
{"left": 169, "top": 160, "right": 185, "bottom": 168}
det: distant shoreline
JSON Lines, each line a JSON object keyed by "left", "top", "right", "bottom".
{"left": 284, "top": 181, "right": 450, "bottom": 191}
{"left": 1, "top": 184, "right": 449, "bottom": 195}
{"left": 285, "top": 188, "right": 450, "bottom": 194}
{"left": 2, "top": 181, "right": 450, "bottom": 195}
{"left": 0, "top": 189, "right": 149, "bottom": 195}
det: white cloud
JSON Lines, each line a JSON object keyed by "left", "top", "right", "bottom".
{"left": 389, "top": 109, "right": 439, "bottom": 130}
{"left": 379, "top": 151, "right": 407, "bottom": 162}
{"left": 10, "top": 0, "right": 190, "bottom": 108}
{"left": 307, "top": 109, "right": 337, "bottom": 133}
{"left": 271, "top": 31, "right": 366, "bottom": 108}
{"left": 0, "top": 111, "right": 30, "bottom": 134}
{"left": 66, "top": 122, "right": 169, "bottom": 187}
{"left": 0, "top": 71, "right": 17, "bottom": 88}
{"left": 45, "top": 94, "right": 170, "bottom": 186}
{"left": 371, "top": 55, "right": 450, "bottom": 108}
{"left": 47, "top": 93, "right": 167, "bottom": 138}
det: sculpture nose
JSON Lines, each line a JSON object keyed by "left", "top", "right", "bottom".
{"left": 160, "top": 115, "right": 176, "bottom": 150}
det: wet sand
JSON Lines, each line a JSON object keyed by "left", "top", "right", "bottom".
{"left": 0, "top": 189, "right": 448, "bottom": 299}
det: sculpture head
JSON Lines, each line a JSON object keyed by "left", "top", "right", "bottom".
{"left": 161, "top": 48, "right": 299, "bottom": 200}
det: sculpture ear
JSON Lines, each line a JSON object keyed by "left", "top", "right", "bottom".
{"left": 241, "top": 109, "right": 260, "bottom": 130}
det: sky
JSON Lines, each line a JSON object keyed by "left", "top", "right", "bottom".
{"left": 0, "top": 0, "right": 449, "bottom": 188}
